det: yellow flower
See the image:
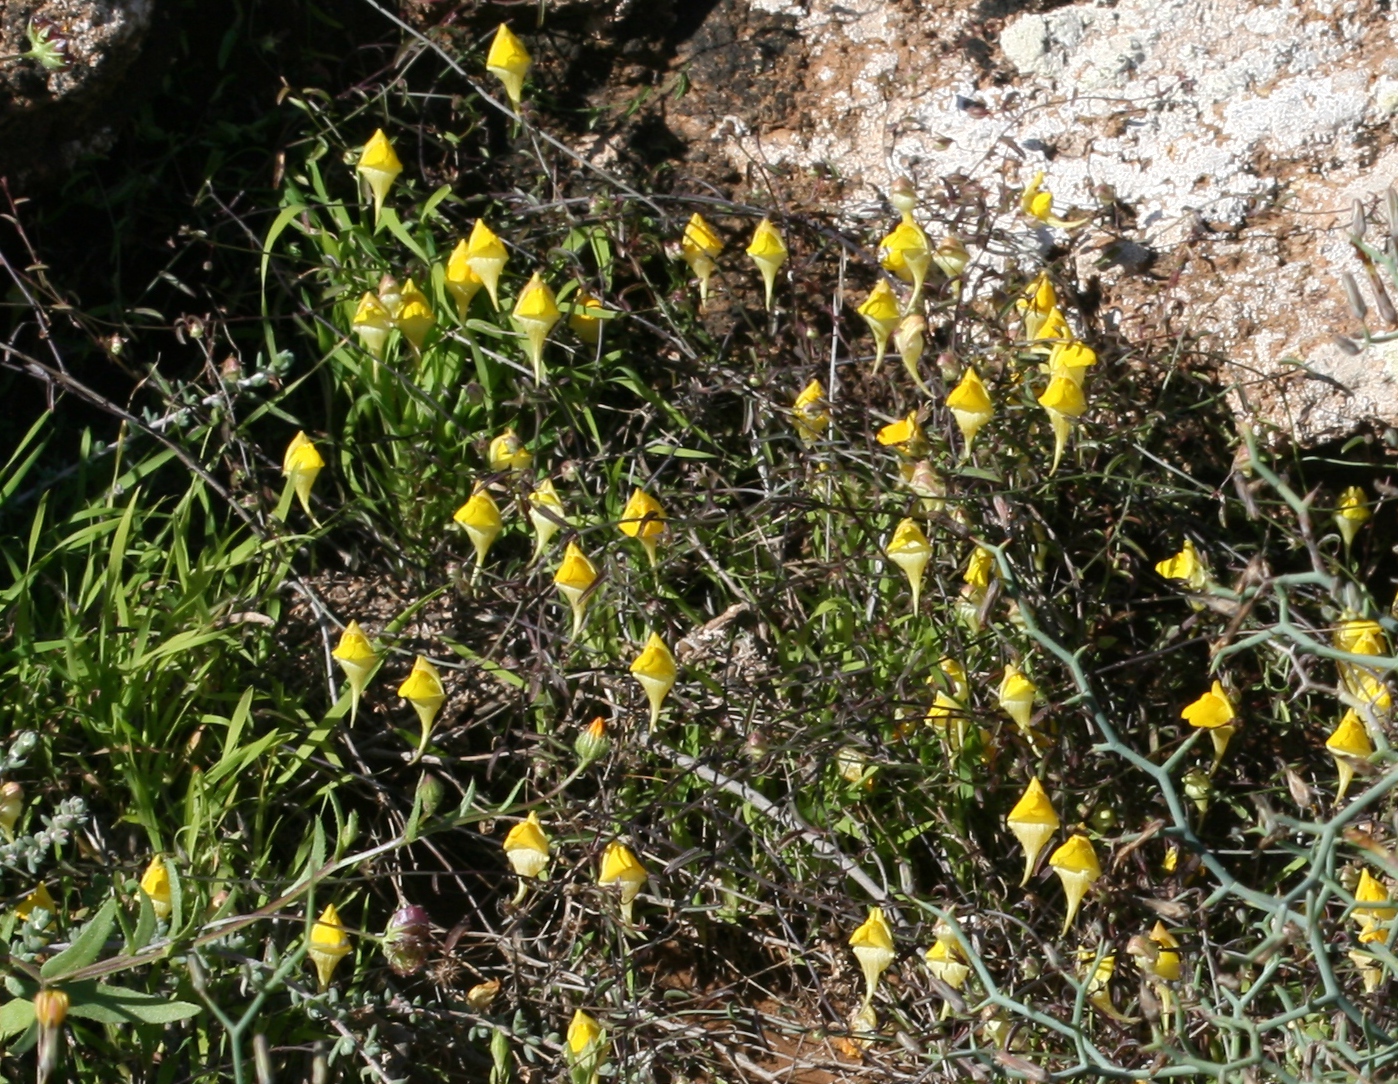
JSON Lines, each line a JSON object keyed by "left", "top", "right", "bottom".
{"left": 924, "top": 937, "right": 970, "bottom": 993}
{"left": 566, "top": 1009, "right": 606, "bottom": 1083}
{"left": 1007, "top": 777, "right": 1059, "bottom": 887}
{"left": 946, "top": 368, "right": 993, "bottom": 455}
{"left": 1020, "top": 171, "right": 1089, "bottom": 229}
{"left": 599, "top": 841, "right": 648, "bottom": 923}
{"left": 1356, "top": 868, "right": 1396, "bottom": 926}
{"left": 356, "top": 129, "right": 402, "bottom": 221}
{"left": 567, "top": 290, "right": 606, "bottom": 345}
{"left": 1017, "top": 271, "right": 1057, "bottom": 339}
{"left": 877, "top": 412, "right": 926, "bottom": 458}
{"left": 445, "top": 239, "right": 484, "bottom": 320}
{"left": 1048, "top": 834, "right": 1101, "bottom": 933}
{"left": 377, "top": 274, "right": 403, "bottom": 318}
{"left": 282, "top": 431, "right": 326, "bottom": 517}
{"left": 1081, "top": 951, "right": 1135, "bottom": 1023}
{"left": 998, "top": 665, "right": 1037, "bottom": 732}
{"left": 964, "top": 546, "right": 994, "bottom": 590}
{"left": 453, "top": 488, "right": 504, "bottom": 567}
{"left": 879, "top": 220, "right": 931, "bottom": 305}
{"left": 619, "top": 488, "right": 667, "bottom": 567}
{"left": 1047, "top": 341, "right": 1097, "bottom": 387}
{"left": 332, "top": 621, "right": 378, "bottom": 724}
{"left": 1038, "top": 375, "right": 1086, "bottom": 475}
{"left": 512, "top": 272, "right": 561, "bottom": 383}
{"left": 1021, "top": 171, "right": 1054, "bottom": 222}
{"left": 924, "top": 692, "right": 968, "bottom": 746}
{"left": 746, "top": 218, "right": 788, "bottom": 310}
{"left": 1034, "top": 306, "right": 1070, "bottom": 345}
{"left": 1181, "top": 680, "right": 1237, "bottom": 764}
{"left": 0, "top": 782, "right": 22, "bottom": 841}
{"left": 398, "top": 656, "right": 447, "bottom": 756}
{"left": 554, "top": 541, "right": 600, "bottom": 638}
{"left": 793, "top": 379, "right": 830, "bottom": 445}
{"left": 1327, "top": 709, "right": 1374, "bottom": 801}
{"left": 139, "top": 856, "right": 171, "bottom": 919}
{"left": 932, "top": 657, "right": 969, "bottom": 701}
{"left": 893, "top": 314, "right": 930, "bottom": 394}
{"left": 395, "top": 278, "right": 435, "bottom": 353}
{"left": 503, "top": 811, "right": 550, "bottom": 879}
{"left": 308, "top": 903, "right": 352, "bottom": 991}
{"left": 488, "top": 429, "right": 533, "bottom": 472}
{"left": 351, "top": 292, "right": 393, "bottom": 359}
{"left": 1355, "top": 868, "right": 1396, "bottom": 952}
{"left": 838, "top": 744, "right": 872, "bottom": 788}
{"left": 1336, "top": 486, "right": 1371, "bottom": 550}
{"left": 465, "top": 220, "right": 509, "bottom": 310}
{"left": 485, "top": 23, "right": 532, "bottom": 109}
{"left": 858, "top": 280, "right": 902, "bottom": 373}
{"left": 1129, "top": 922, "right": 1182, "bottom": 1016}
{"left": 886, "top": 518, "right": 932, "bottom": 613}
{"left": 630, "top": 633, "right": 677, "bottom": 725}
{"left": 528, "top": 479, "right": 567, "bottom": 561}
{"left": 681, "top": 212, "right": 723, "bottom": 303}
{"left": 1336, "top": 617, "right": 1386, "bottom": 657}
{"left": 849, "top": 906, "right": 895, "bottom": 1003}
{"left": 1154, "top": 539, "right": 1210, "bottom": 593}
{"left": 16, "top": 883, "right": 56, "bottom": 921}
{"left": 1149, "top": 921, "right": 1181, "bottom": 981}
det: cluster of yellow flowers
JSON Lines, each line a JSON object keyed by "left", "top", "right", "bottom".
{"left": 354, "top": 121, "right": 607, "bottom": 383}
{"left": 783, "top": 178, "right": 1098, "bottom": 480}
{"left": 1155, "top": 492, "right": 1387, "bottom": 801}
{"left": 282, "top": 426, "right": 683, "bottom": 743}
{"left": 677, "top": 211, "right": 789, "bottom": 311}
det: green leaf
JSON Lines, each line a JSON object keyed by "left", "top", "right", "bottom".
{"left": 378, "top": 206, "right": 431, "bottom": 265}
{"left": 129, "top": 890, "right": 156, "bottom": 955}
{"left": 421, "top": 184, "right": 455, "bottom": 221}
{"left": 443, "top": 639, "right": 524, "bottom": 689}
{"left": 65, "top": 982, "right": 201, "bottom": 1026}
{"left": 0, "top": 998, "right": 34, "bottom": 1040}
{"left": 42, "top": 897, "right": 117, "bottom": 980}
{"left": 261, "top": 202, "right": 308, "bottom": 301}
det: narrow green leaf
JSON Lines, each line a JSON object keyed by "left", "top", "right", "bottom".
{"left": 41, "top": 897, "right": 117, "bottom": 980}
{"left": 261, "top": 202, "right": 308, "bottom": 300}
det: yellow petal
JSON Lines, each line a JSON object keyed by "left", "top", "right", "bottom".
{"left": 599, "top": 841, "right": 648, "bottom": 905}
{"left": 486, "top": 23, "right": 532, "bottom": 106}
{"left": 139, "top": 856, "right": 172, "bottom": 918}
{"left": 1037, "top": 375, "right": 1086, "bottom": 417}
{"left": 398, "top": 656, "right": 445, "bottom": 703}
{"left": 357, "top": 129, "right": 402, "bottom": 176}
{"left": 503, "top": 812, "right": 551, "bottom": 878}
{"left": 567, "top": 1009, "right": 604, "bottom": 1057}
{"left": 683, "top": 212, "right": 722, "bottom": 258}
{"left": 1181, "top": 681, "right": 1235, "bottom": 730}
{"left": 947, "top": 368, "right": 992, "bottom": 415}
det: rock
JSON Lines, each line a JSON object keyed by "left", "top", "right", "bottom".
{"left": 0, "top": 0, "right": 154, "bottom": 173}
{"left": 665, "top": 0, "right": 1398, "bottom": 443}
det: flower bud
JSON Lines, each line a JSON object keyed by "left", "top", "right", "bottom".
{"left": 34, "top": 988, "right": 67, "bottom": 1029}
{"left": 575, "top": 716, "right": 610, "bottom": 766}
{"left": 383, "top": 905, "right": 431, "bottom": 976}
